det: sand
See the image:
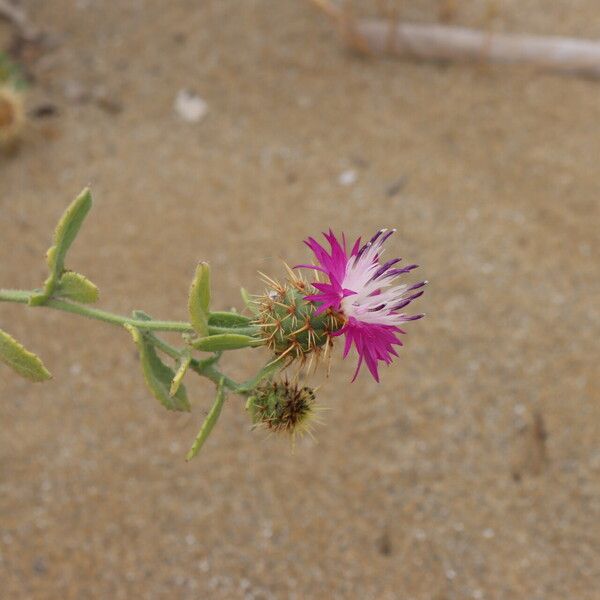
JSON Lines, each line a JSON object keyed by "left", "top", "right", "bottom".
{"left": 1, "top": 1, "right": 599, "bottom": 598}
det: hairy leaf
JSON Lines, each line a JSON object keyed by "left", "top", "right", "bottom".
{"left": 186, "top": 378, "right": 226, "bottom": 460}
{"left": 240, "top": 287, "right": 252, "bottom": 307}
{"left": 56, "top": 271, "right": 99, "bottom": 304}
{"left": 30, "top": 188, "right": 93, "bottom": 306}
{"left": 191, "top": 333, "right": 260, "bottom": 352}
{"left": 126, "top": 325, "right": 190, "bottom": 412}
{"left": 170, "top": 351, "right": 192, "bottom": 397}
{"left": 188, "top": 262, "right": 211, "bottom": 337}
{"left": 0, "top": 328, "right": 51, "bottom": 382}
{"left": 208, "top": 311, "right": 252, "bottom": 328}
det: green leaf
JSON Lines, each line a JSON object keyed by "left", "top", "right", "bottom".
{"left": 191, "top": 333, "right": 260, "bottom": 352}
{"left": 208, "top": 311, "right": 252, "bottom": 328}
{"left": 0, "top": 328, "right": 52, "bottom": 382}
{"left": 56, "top": 271, "right": 99, "bottom": 304}
{"left": 126, "top": 324, "right": 190, "bottom": 412}
{"left": 240, "top": 287, "right": 252, "bottom": 307}
{"left": 186, "top": 378, "right": 226, "bottom": 460}
{"left": 0, "top": 52, "right": 26, "bottom": 89}
{"left": 188, "top": 262, "right": 211, "bottom": 337}
{"left": 131, "top": 309, "right": 152, "bottom": 321}
{"left": 30, "top": 188, "right": 93, "bottom": 306}
{"left": 170, "top": 350, "right": 192, "bottom": 397}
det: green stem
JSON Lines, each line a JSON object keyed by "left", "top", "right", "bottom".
{"left": 0, "top": 288, "right": 193, "bottom": 332}
{"left": 0, "top": 288, "right": 252, "bottom": 393}
{"left": 190, "top": 361, "right": 241, "bottom": 393}
{"left": 0, "top": 289, "right": 257, "bottom": 336}
{"left": 0, "top": 289, "right": 30, "bottom": 303}
{"left": 138, "top": 331, "right": 240, "bottom": 392}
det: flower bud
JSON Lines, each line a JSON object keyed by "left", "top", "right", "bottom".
{"left": 246, "top": 379, "right": 318, "bottom": 436}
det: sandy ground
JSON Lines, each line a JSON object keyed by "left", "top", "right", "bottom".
{"left": 1, "top": 1, "right": 599, "bottom": 598}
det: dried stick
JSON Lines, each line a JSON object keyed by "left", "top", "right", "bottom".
{"left": 310, "top": 0, "right": 600, "bottom": 79}
{"left": 0, "top": 0, "right": 39, "bottom": 41}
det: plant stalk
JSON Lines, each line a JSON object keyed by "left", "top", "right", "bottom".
{"left": 0, "top": 288, "right": 251, "bottom": 393}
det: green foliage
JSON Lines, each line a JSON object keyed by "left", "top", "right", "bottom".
{"left": 208, "top": 311, "right": 252, "bottom": 329}
{"left": 188, "top": 262, "right": 211, "bottom": 336}
{"left": 186, "top": 378, "right": 226, "bottom": 460}
{"left": 207, "top": 310, "right": 256, "bottom": 336}
{"left": 0, "top": 328, "right": 51, "bottom": 382}
{"left": 170, "top": 350, "right": 191, "bottom": 397}
{"left": 126, "top": 323, "right": 191, "bottom": 412}
{"left": 56, "top": 271, "right": 99, "bottom": 304}
{"left": 0, "top": 187, "right": 299, "bottom": 459}
{"left": 191, "top": 333, "right": 260, "bottom": 352}
{"left": 0, "top": 53, "right": 26, "bottom": 89}
{"left": 240, "top": 288, "right": 256, "bottom": 313}
{"left": 30, "top": 188, "right": 93, "bottom": 306}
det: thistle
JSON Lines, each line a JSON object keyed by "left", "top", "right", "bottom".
{"left": 0, "top": 188, "right": 427, "bottom": 460}
{"left": 297, "top": 229, "right": 426, "bottom": 381}
{"left": 254, "top": 268, "right": 343, "bottom": 366}
{"left": 246, "top": 378, "right": 319, "bottom": 438}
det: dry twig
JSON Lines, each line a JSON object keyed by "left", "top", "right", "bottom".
{"left": 310, "top": 0, "right": 600, "bottom": 79}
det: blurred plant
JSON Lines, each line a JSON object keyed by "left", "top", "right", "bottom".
{"left": 0, "top": 52, "right": 26, "bottom": 146}
{"left": 0, "top": 52, "right": 26, "bottom": 89}
{"left": 0, "top": 189, "right": 426, "bottom": 458}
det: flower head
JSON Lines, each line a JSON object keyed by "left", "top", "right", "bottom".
{"left": 246, "top": 378, "right": 319, "bottom": 438}
{"left": 297, "top": 229, "right": 425, "bottom": 382}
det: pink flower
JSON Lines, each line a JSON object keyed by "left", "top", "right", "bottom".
{"left": 297, "top": 229, "right": 425, "bottom": 382}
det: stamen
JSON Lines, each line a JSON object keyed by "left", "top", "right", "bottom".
{"left": 370, "top": 258, "right": 402, "bottom": 281}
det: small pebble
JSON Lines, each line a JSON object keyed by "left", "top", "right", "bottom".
{"left": 175, "top": 90, "right": 208, "bottom": 122}
{"left": 339, "top": 169, "right": 357, "bottom": 186}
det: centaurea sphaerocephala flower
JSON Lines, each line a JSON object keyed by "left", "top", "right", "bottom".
{"left": 297, "top": 229, "right": 426, "bottom": 382}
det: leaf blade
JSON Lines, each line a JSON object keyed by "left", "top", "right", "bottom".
{"left": 186, "top": 378, "right": 226, "bottom": 460}
{"left": 30, "top": 188, "right": 93, "bottom": 305}
{"left": 0, "top": 328, "right": 52, "bottom": 382}
{"left": 170, "top": 351, "right": 192, "bottom": 397}
{"left": 208, "top": 311, "right": 252, "bottom": 328}
{"left": 56, "top": 271, "right": 99, "bottom": 304}
{"left": 188, "top": 262, "right": 211, "bottom": 337}
{"left": 191, "top": 333, "right": 260, "bottom": 352}
{"left": 126, "top": 324, "right": 190, "bottom": 412}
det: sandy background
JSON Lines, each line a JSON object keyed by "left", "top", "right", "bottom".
{"left": 1, "top": 1, "right": 599, "bottom": 598}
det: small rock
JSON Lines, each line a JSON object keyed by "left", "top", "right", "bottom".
{"left": 174, "top": 90, "right": 208, "bottom": 122}
{"left": 339, "top": 169, "right": 357, "bottom": 186}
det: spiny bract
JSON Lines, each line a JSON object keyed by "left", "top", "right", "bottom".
{"left": 254, "top": 270, "right": 343, "bottom": 365}
{"left": 246, "top": 379, "right": 318, "bottom": 436}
